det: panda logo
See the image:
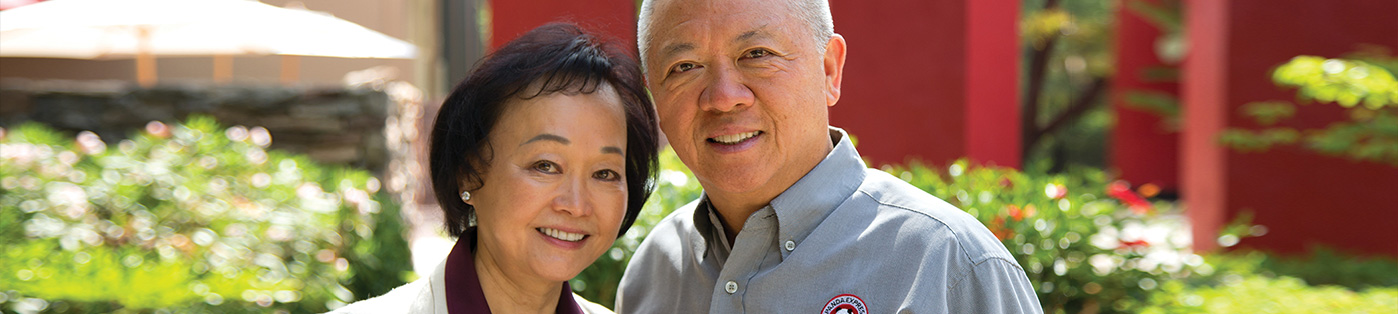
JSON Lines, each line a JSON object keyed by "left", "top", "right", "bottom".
{"left": 821, "top": 294, "right": 867, "bottom": 314}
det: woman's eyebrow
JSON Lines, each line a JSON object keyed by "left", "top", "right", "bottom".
{"left": 522, "top": 133, "right": 569, "bottom": 146}
{"left": 524, "top": 133, "right": 623, "bottom": 155}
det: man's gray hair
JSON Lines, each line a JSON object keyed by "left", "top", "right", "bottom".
{"left": 637, "top": 0, "right": 834, "bottom": 72}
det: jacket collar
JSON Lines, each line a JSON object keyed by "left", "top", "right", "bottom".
{"left": 444, "top": 230, "right": 585, "bottom": 314}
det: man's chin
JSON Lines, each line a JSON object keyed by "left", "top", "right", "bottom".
{"left": 696, "top": 170, "right": 773, "bottom": 196}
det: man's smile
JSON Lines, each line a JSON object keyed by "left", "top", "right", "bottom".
{"left": 708, "top": 131, "right": 763, "bottom": 144}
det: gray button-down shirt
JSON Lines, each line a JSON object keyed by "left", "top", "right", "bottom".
{"left": 617, "top": 127, "right": 1041, "bottom": 313}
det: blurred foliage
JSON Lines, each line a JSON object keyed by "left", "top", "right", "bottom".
{"left": 1210, "top": 247, "right": 1398, "bottom": 291}
{"left": 1020, "top": 0, "right": 1118, "bottom": 171}
{"left": 1140, "top": 274, "right": 1397, "bottom": 314}
{"left": 1122, "top": 91, "right": 1182, "bottom": 132}
{"left": 1273, "top": 55, "right": 1398, "bottom": 109}
{"left": 1139, "top": 249, "right": 1398, "bottom": 314}
{"left": 1220, "top": 49, "right": 1398, "bottom": 166}
{"left": 1120, "top": 0, "right": 1184, "bottom": 135}
{"left": 885, "top": 159, "right": 1203, "bottom": 314}
{"left": 0, "top": 116, "right": 410, "bottom": 313}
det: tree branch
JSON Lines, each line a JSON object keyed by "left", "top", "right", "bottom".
{"left": 1022, "top": 0, "right": 1064, "bottom": 160}
{"left": 1034, "top": 77, "right": 1111, "bottom": 146}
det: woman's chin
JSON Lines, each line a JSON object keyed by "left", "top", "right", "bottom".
{"left": 528, "top": 251, "right": 605, "bottom": 283}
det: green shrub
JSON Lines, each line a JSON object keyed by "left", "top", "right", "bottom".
{"left": 1140, "top": 253, "right": 1398, "bottom": 314}
{"left": 0, "top": 116, "right": 410, "bottom": 313}
{"left": 1204, "top": 248, "right": 1398, "bottom": 291}
{"left": 883, "top": 160, "right": 1200, "bottom": 314}
{"left": 1220, "top": 50, "right": 1398, "bottom": 166}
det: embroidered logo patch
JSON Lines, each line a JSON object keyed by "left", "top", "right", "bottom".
{"left": 821, "top": 294, "right": 867, "bottom": 314}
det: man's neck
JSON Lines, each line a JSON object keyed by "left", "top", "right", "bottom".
{"left": 474, "top": 245, "right": 562, "bottom": 314}
{"left": 705, "top": 128, "right": 840, "bottom": 245}
{"left": 707, "top": 193, "right": 772, "bottom": 245}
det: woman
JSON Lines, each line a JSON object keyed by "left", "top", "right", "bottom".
{"left": 331, "top": 23, "right": 659, "bottom": 313}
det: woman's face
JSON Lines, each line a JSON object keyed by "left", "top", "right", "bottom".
{"left": 467, "top": 84, "right": 629, "bottom": 283}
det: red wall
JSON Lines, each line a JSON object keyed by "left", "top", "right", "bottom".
{"left": 1111, "top": 1, "right": 1180, "bottom": 192}
{"left": 829, "top": 0, "right": 1020, "bottom": 168}
{"left": 488, "top": 0, "right": 636, "bottom": 54}
{"left": 488, "top": 0, "right": 1020, "bottom": 169}
{"left": 1183, "top": 0, "right": 1398, "bottom": 255}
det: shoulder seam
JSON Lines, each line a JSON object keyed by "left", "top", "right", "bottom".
{"left": 855, "top": 188, "right": 979, "bottom": 272}
{"left": 947, "top": 256, "right": 1027, "bottom": 291}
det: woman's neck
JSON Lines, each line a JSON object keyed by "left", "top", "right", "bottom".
{"left": 473, "top": 245, "right": 563, "bottom": 314}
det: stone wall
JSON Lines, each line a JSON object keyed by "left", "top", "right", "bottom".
{"left": 0, "top": 78, "right": 430, "bottom": 214}
{"left": 1, "top": 79, "right": 397, "bottom": 172}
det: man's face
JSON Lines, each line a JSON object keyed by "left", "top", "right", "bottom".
{"left": 643, "top": 0, "right": 845, "bottom": 205}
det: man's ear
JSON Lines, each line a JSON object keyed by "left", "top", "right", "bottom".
{"left": 823, "top": 34, "right": 847, "bottom": 108}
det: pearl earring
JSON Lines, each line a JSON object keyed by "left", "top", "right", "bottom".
{"left": 459, "top": 190, "right": 471, "bottom": 202}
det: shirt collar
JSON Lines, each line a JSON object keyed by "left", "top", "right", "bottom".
{"left": 691, "top": 127, "right": 866, "bottom": 255}
{"left": 444, "top": 230, "right": 585, "bottom": 314}
{"left": 768, "top": 127, "right": 866, "bottom": 248}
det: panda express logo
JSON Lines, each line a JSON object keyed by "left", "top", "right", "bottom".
{"left": 820, "top": 294, "right": 867, "bottom": 314}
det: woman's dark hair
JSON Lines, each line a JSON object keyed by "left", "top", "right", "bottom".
{"left": 429, "top": 23, "right": 660, "bottom": 238}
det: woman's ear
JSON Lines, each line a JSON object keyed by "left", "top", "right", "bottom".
{"left": 458, "top": 176, "right": 479, "bottom": 205}
{"left": 459, "top": 189, "right": 474, "bottom": 205}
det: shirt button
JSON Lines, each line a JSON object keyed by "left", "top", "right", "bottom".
{"left": 784, "top": 240, "right": 796, "bottom": 251}
{"left": 724, "top": 281, "right": 738, "bottom": 294}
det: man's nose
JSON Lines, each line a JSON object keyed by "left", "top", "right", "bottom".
{"left": 699, "top": 64, "right": 754, "bottom": 113}
{"left": 552, "top": 176, "right": 590, "bottom": 217}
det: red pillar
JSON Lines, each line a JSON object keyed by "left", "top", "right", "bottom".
{"left": 487, "top": 0, "right": 636, "bottom": 54}
{"left": 1111, "top": 1, "right": 1180, "bottom": 192}
{"left": 1183, "top": 0, "right": 1398, "bottom": 255}
{"left": 829, "top": 0, "right": 1020, "bottom": 168}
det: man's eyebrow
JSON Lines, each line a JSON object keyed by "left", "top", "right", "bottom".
{"left": 735, "top": 23, "right": 771, "bottom": 43}
{"left": 602, "top": 146, "right": 624, "bottom": 155}
{"left": 736, "top": 29, "right": 768, "bottom": 42}
{"left": 522, "top": 133, "right": 569, "bottom": 146}
{"left": 660, "top": 42, "right": 696, "bottom": 61}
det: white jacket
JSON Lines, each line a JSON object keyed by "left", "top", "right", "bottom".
{"left": 328, "top": 252, "right": 612, "bottom": 314}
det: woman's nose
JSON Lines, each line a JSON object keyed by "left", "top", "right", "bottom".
{"left": 552, "top": 176, "right": 590, "bottom": 217}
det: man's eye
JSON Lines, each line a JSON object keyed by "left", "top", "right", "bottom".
{"left": 671, "top": 62, "right": 697, "bottom": 73}
{"left": 532, "top": 161, "right": 560, "bottom": 174}
{"left": 593, "top": 169, "right": 621, "bottom": 181}
{"left": 743, "top": 49, "right": 771, "bottom": 59}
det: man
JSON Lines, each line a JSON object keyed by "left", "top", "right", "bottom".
{"left": 617, "top": 0, "right": 1042, "bottom": 313}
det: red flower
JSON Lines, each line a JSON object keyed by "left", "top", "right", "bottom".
{"left": 1119, "top": 239, "right": 1150, "bottom": 249}
{"left": 1107, "top": 181, "right": 1153, "bottom": 214}
{"left": 989, "top": 215, "right": 1013, "bottom": 240}
{"left": 1006, "top": 204, "right": 1036, "bottom": 221}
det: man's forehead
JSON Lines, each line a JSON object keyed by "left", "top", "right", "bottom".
{"left": 646, "top": 1, "right": 790, "bottom": 57}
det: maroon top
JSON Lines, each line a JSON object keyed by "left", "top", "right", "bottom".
{"left": 444, "top": 231, "right": 586, "bottom": 314}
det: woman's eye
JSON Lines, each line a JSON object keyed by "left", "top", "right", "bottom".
{"left": 671, "top": 62, "right": 697, "bottom": 74}
{"left": 532, "top": 161, "right": 560, "bottom": 174}
{"left": 593, "top": 169, "right": 621, "bottom": 181}
{"left": 743, "top": 49, "right": 771, "bottom": 59}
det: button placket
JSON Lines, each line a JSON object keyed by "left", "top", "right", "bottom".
{"left": 784, "top": 240, "right": 796, "bottom": 251}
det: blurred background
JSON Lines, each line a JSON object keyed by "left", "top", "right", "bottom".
{"left": 1, "top": 0, "right": 1394, "bottom": 313}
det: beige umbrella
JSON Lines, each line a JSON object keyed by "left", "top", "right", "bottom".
{"left": 0, "top": 0, "right": 416, "bottom": 86}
